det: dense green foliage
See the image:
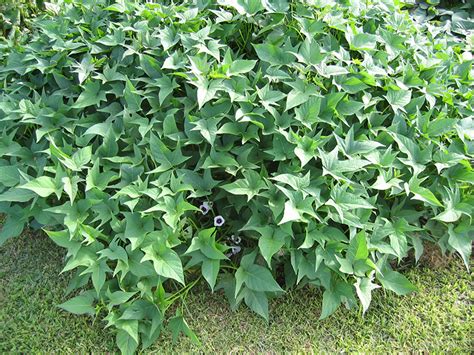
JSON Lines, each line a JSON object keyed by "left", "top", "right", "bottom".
{"left": 0, "top": 0, "right": 472, "bottom": 353}
{"left": 0, "top": 0, "right": 44, "bottom": 37}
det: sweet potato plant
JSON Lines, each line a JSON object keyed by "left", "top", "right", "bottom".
{"left": 0, "top": 0, "right": 472, "bottom": 353}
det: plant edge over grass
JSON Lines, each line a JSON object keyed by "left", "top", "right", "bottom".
{"left": 0, "top": 0, "right": 473, "bottom": 353}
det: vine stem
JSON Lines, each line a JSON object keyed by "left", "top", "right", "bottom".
{"left": 220, "top": 264, "right": 238, "bottom": 270}
{"left": 165, "top": 276, "right": 202, "bottom": 304}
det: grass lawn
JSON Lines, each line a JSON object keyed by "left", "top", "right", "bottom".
{"left": 0, "top": 231, "right": 472, "bottom": 352}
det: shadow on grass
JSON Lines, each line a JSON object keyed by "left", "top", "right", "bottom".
{"left": 0, "top": 231, "right": 471, "bottom": 352}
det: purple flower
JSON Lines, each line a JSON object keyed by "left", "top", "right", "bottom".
{"left": 214, "top": 215, "right": 225, "bottom": 227}
{"left": 199, "top": 202, "right": 210, "bottom": 215}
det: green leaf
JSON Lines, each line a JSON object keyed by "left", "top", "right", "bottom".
{"left": 0, "top": 165, "right": 20, "bottom": 187}
{"left": 257, "top": 84, "right": 286, "bottom": 111}
{"left": 167, "top": 312, "right": 201, "bottom": 345}
{"left": 58, "top": 291, "right": 95, "bottom": 315}
{"left": 124, "top": 78, "right": 142, "bottom": 112}
{"left": 19, "top": 176, "right": 58, "bottom": 198}
{"left": 50, "top": 143, "right": 92, "bottom": 171}
{"left": 74, "top": 54, "right": 94, "bottom": 84}
{"left": 385, "top": 89, "right": 412, "bottom": 112}
{"left": 447, "top": 222, "right": 473, "bottom": 269}
{"left": 0, "top": 214, "right": 26, "bottom": 246}
{"left": 349, "top": 33, "right": 377, "bottom": 50}
{"left": 253, "top": 43, "right": 293, "bottom": 65}
{"left": 293, "top": 37, "right": 325, "bottom": 66}
{"left": 319, "top": 280, "right": 355, "bottom": 319}
{"left": 220, "top": 170, "right": 266, "bottom": 201}
{"left": 124, "top": 213, "right": 154, "bottom": 250}
{"left": 149, "top": 134, "right": 190, "bottom": 172}
{"left": 141, "top": 245, "right": 185, "bottom": 285}
{"left": 293, "top": 135, "right": 319, "bottom": 168}
{"left": 258, "top": 227, "right": 287, "bottom": 267}
{"left": 285, "top": 79, "right": 319, "bottom": 111}
{"left": 348, "top": 232, "right": 369, "bottom": 262}
{"left": 119, "top": 300, "right": 160, "bottom": 321}
{"left": 191, "top": 118, "right": 220, "bottom": 146}
{"left": 62, "top": 176, "right": 79, "bottom": 203}
{"left": 336, "top": 99, "right": 364, "bottom": 116}
{"left": 391, "top": 134, "right": 430, "bottom": 175}
{"left": 72, "top": 146, "right": 92, "bottom": 169}
{"left": 294, "top": 96, "right": 322, "bottom": 128}
{"left": 82, "top": 260, "right": 110, "bottom": 295}
{"left": 159, "top": 26, "right": 178, "bottom": 51}
{"left": 107, "top": 290, "right": 138, "bottom": 308}
{"left": 354, "top": 277, "right": 380, "bottom": 314}
{"left": 0, "top": 188, "right": 36, "bottom": 202}
{"left": 116, "top": 319, "right": 139, "bottom": 345}
{"left": 320, "top": 147, "right": 371, "bottom": 180}
{"left": 72, "top": 81, "right": 106, "bottom": 108}
{"left": 186, "top": 228, "right": 228, "bottom": 261}
{"left": 279, "top": 199, "right": 302, "bottom": 224}
{"left": 320, "top": 287, "right": 340, "bottom": 320}
{"left": 228, "top": 59, "right": 257, "bottom": 75}
{"left": 202, "top": 258, "right": 220, "bottom": 291}
{"left": 377, "top": 269, "right": 417, "bottom": 296}
{"left": 45, "top": 229, "right": 81, "bottom": 251}
{"left": 408, "top": 180, "right": 443, "bottom": 207}
{"left": 329, "top": 188, "right": 374, "bottom": 211}
{"left": 116, "top": 329, "right": 138, "bottom": 355}
{"left": 156, "top": 75, "right": 178, "bottom": 105}
{"left": 244, "top": 289, "right": 269, "bottom": 321}
{"left": 379, "top": 28, "right": 406, "bottom": 54}
{"left": 196, "top": 78, "right": 222, "bottom": 109}
{"left": 337, "top": 127, "right": 383, "bottom": 155}
{"left": 236, "top": 264, "right": 283, "bottom": 295}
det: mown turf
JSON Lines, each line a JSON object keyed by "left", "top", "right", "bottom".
{"left": 0, "top": 231, "right": 472, "bottom": 352}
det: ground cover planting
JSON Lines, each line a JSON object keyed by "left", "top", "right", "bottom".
{"left": 0, "top": 0, "right": 472, "bottom": 353}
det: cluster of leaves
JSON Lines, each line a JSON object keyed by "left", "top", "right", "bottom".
{"left": 0, "top": 0, "right": 44, "bottom": 38}
{"left": 408, "top": 0, "right": 473, "bottom": 39}
{"left": 0, "top": 0, "right": 473, "bottom": 353}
